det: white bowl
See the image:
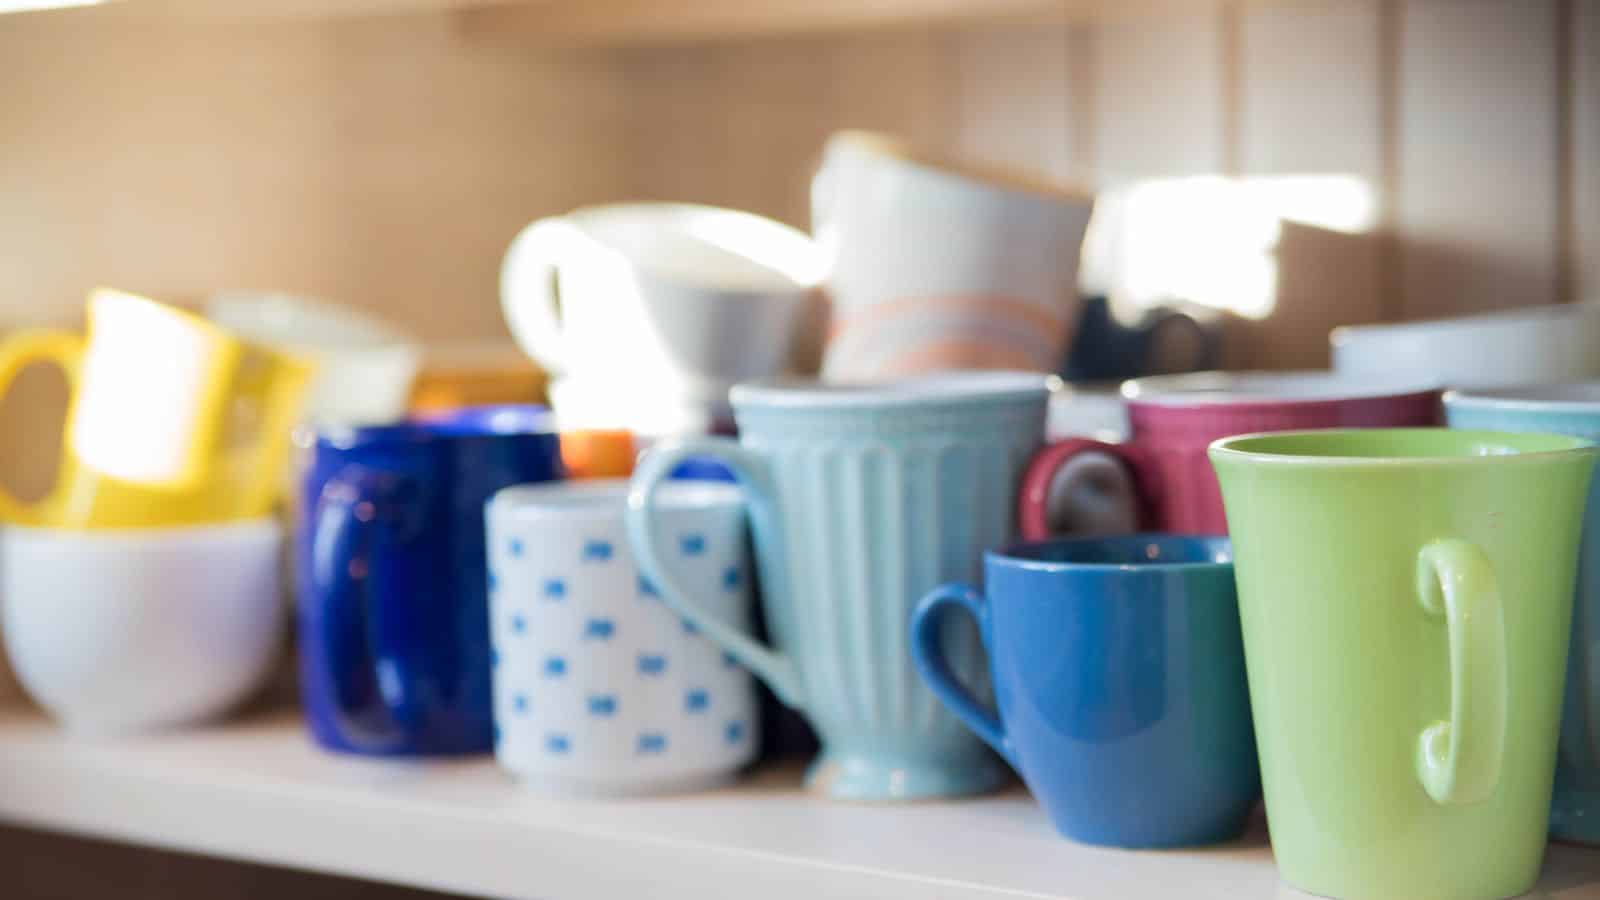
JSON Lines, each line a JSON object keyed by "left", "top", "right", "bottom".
{"left": 1331, "top": 303, "right": 1600, "bottom": 390}
{"left": 3, "top": 518, "right": 285, "bottom": 735}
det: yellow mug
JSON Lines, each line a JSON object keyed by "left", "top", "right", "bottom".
{"left": 0, "top": 288, "right": 315, "bottom": 528}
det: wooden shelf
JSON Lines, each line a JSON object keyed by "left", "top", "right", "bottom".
{"left": 0, "top": 709, "right": 1597, "bottom": 899}
{"left": 103, "top": 0, "right": 1304, "bottom": 42}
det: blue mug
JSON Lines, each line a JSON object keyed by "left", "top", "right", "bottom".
{"left": 911, "top": 535, "right": 1259, "bottom": 847}
{"left": 297, "top": 404, "right": 563, "bottom": 756}
{"left": 627, "top": 373, "right": 1050, "bottom": 799}
{"left": 1445, "top": 384, "right": 1600, "bottom": 843}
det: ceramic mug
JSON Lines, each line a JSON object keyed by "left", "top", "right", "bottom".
{"left": 297, "top": 405, "right": 563, "bottom": 756}
{"left": 1059, "top": 295, "right": 1219, "bottom": 382}
{"left": 1332, "top": 303, "right": 1600, "bottom": 390}
{"left": 501, "top": 203, "right": 823, "bottom": 392}
{"left": 208, "top": 291, "right": 422, "bottom": 427}
{"left": 911, "top": 535, "right": 1258, "bottom": 847}
{"left": 3, "top": 518, "right": 284, "bottom": 735}
{"left": 1211, "top": 428, "right": 1597, "bottom": 900}
{"left": 0, "top": 288, "right": 314, "bottom": 528}
{"left": 1018, "top": 371, "right": 1440, "bottom": 539}
{"left": 814, "top": 131, "right": 1096, "bottom": 379}
{"left": 486, "top": 480, "right": 758, "bottom": 795}
{"left": 1444, "top": 383, "right": 1600, "bottom": 844}
{"left": 626, "top": 373, "right": 1049, "bottom": 800}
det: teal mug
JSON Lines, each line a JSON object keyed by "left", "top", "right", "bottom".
{"left": 1446, "top": 383, "right": 1600, "bottom": 844}
{"left": 625, "top": 373, "right": 1050, "bottom": 800}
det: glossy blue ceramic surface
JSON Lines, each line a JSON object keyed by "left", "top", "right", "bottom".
{"left": 911, "top": 535, "right": 1260, "bottom": 846}
{"left": 297, "top": 404, "right": 562, "bottom": 756}
{"left": 1446, "top": 386, "right": 1600, "bottom": 843}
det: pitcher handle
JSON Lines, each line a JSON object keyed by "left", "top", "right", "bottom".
{"left": 500, "top": 217, "right": 585, "bottom": 376}
{"left": 909, "top": 583, "right": 1017, "bottom": 768}
{"left": 0, "top": 330, "right": 85, "bottom": 524}
{"left": 626, "top": 437, "right": 806, "bottom": 710}
{"left": 1415, "top": 538, "right": 1508, "bottom": 805}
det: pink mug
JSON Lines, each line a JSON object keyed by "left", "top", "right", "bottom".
{"left": 1018, "top": 372, "right": 1441, "bottom": 539}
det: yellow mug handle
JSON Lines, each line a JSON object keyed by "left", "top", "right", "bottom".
{"left": 0, "top": 330, "right": 85, "bottom": 525}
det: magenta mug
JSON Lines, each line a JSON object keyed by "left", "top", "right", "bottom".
{"left": 1018, "top": 372, "right": 1440, "bottom": 539}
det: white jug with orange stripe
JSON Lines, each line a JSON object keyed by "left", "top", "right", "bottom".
{"left": 813, "top": 131, "right": 1096, "bottom": 380}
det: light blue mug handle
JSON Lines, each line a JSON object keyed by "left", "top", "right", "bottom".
{"left": 625, "top": 437, "right": 807, "bottom": 710}
{"left": 909, "top": 583, "right": 1018, "bottom": 768}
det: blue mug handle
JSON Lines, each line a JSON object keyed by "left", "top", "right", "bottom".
{"left": 308, "top": 465, "right": 429, "bottom": 751}
{"left": 909, "top": 583, "right": 1018, "bottom": 768}
{"left": 625, "top": 437, "right": 807, "bottom": 710}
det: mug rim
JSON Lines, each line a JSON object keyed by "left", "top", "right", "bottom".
{"left": 731, "top": 371, "right": 1054, "bottom": 409}
{"left": 557, "top": 202, "right": 826, "bottom": 290}
{"left": 826, "top": 129, "right": 1097, "bottom": 205}
{"left": 1444, "top": 382, "right": 1600, "bottom": 413}
{"left": 311, "top": 404, "right": 556, "bottom": 448}
{"left": 1330, "top": 302, "right": 1593, "bottom": 346}
{"left": 3, "top": 515, "right": 281, "bottom": 546}
{"left": 1208, "top": 427, "right": 1597, "bottom": 467}
{"left": 987, "top": 534, "right": 1233, "bottom": 573}
{"left": 492, "top": 477, "right": 742, "bottom": 521}
{"left": 1123, "top": 370, "right": 1440, "bottom": 406}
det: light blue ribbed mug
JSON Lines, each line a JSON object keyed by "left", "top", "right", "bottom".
{"left": 625, "top": 373, "right": 1050, "bottom": 799}
{"left": 1446, "top": 383, "right": 1600, "bottom": 843}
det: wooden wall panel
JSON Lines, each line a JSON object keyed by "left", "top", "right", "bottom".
{"left": 1235, "top": 0, "right": 1385, "bottom": 367}
{"left": 826, "top": 30, "right": 955, "bottom": 152}
{"left": 1577, "top": 0, "right": 1600, "bottom": 304}
{"left": 1395, "top": 0, "right": 1562, "bottom": 319}
{"left": 0, "top": 9, "right": 628, "bottom": 340}
{"left": 950, "top": 24, "right": 1083, "bottom": 181}
{"left": 1090, "top": 11, "right": 1226, "bottom": 181}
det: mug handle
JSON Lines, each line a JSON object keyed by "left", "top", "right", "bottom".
{"left": 1018, "top": 438, "right": 1149, "bottom": 541}
{"left": 1414, "top": 538, "right": 1508, "bottom": 805}
{"left": 625, "top": 437, "right": 807, "bottom": 710}
{"left": 499, "top": 217, "right": 586, "bottom": 376}
{"left": 306, "top": 465, "right": 430, "bottom": 751}
{"left": 0, "top": 330, "right": 85, "bottom": 524}
{"left": 909, "top": 583, "right": 1018, "bottom": 769}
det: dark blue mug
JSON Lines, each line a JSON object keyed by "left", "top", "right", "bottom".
{"left": 910, "top": 534, "right": 1259, "bottom": 847}
{"left": 297, "top": 404, "right": 563, "bottom": 756}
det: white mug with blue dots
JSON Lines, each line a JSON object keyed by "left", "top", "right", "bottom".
{"left": 485, "top": 479, "right": 758, "bottom": 795}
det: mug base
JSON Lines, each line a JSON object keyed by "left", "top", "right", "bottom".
{"left": 1551, "top": 788, "right": 1600, "bottom": 845}
{"left": 803, "top": 749, "right": 1008, "bottom": 801}
{"left": 504, "top": 767, "right": 739, "bottom": 799}
{"left": 1052, "top": 806, "right": 1254, "bottom": 850}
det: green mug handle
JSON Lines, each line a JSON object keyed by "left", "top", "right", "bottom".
{"left": 1414, "top": 538, "right": 1508, "bottom": 805}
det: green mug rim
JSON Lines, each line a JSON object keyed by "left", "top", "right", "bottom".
{"left": 1208, "top": 427, "right": 1597, "bottom": 467}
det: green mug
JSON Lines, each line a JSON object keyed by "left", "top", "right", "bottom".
{"left": 1209, "top": 428, "right": 1597, "bottom": 900}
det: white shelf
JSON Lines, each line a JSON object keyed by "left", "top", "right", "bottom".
{"left": 0, "top": 710, "right": 1596, "bottom": 899}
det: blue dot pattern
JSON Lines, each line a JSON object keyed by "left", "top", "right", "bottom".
{"left": 490, "top": 523, "right": 757, "bottom": 775}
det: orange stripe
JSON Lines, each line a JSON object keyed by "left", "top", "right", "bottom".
{"left": 827, "top": 293, "right": 1067, "bottom": 342}
{"left": 871, "top": 339, "right": 1046, "bottom": 377}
